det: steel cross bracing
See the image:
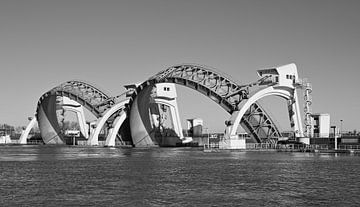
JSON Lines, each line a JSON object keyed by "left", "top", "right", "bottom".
{"left": 149, "top": 64, "right": 249, "bottom": 113}
{"left": 36, "top": 66, "right": 282, "bottom": 143}
{"left": 129, "top": 64, "right": 282, "bottom": 143}
{"left": 241, "top": 103, "right": 282, "bottom": 143}
{"left": 38, "top": 80, "right": 113, "bottom": 118}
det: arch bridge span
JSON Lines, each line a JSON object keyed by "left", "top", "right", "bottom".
{"left": 36, "top": 80, "right": 116, "bottom": 144}
{"left": 128, "top": 64, "right": 282, "bottom": 143}
{"left": 32, "top": 65, "right": 288, "bottom": 146}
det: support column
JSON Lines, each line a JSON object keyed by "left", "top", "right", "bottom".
{"left": 19, "top": 116, "right": 37, "bottom": 144}
{"left": 224, "top": 86, "right": 293, "bottom": 145}
{"left": 287, "top": 90, "right": 304, "bottom": 138}
{"left": 88, "top": 100, "right": 128, "bottom": 146}
{"left": 105, "top": 112, "right": 127, "bottom": 147}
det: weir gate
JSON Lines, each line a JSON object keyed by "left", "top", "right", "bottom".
{"left": 20, "top": 63, "right": 310, "bottom": 149}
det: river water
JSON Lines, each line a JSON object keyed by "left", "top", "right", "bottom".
{"left": 0, "top": 145, "right": 359, "bottom": 206}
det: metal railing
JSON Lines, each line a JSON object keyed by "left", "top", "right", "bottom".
{"left": 245, "top": 143, "right": 331, "bottom": 150}
{"left": 203, "top": 141, "right": 360, "bottom": 151}
{"left": 338, "top": 145, "right": 360, "bottom": 150}
{"left": 26, "top": 140, "right": 44, "bottom": 145}
{"left": 246, "top": 143, "right": 279, "bottom": 149}
{"left": 306, "top": 144, "right": 331, "bottom": 150}
{"left": 203, "top": 142, "right": 220, "bottom": 151}
{"left": 340, "top": 133, "right": 360, "bottom": 137}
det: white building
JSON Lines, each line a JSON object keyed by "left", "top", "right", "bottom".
{"left": 311, "top": 113, "right": 330, "bottom": 138}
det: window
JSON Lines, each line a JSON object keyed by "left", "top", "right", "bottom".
{"left": 286, "top": 74, "right": 295, "bottom": 80}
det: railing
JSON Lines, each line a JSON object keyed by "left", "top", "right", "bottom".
{"left": 338, "top": 145, "right": 360, "bottom": 150}
{"left": 246, "top": 143, "right": 279, "bottom": 149}
{"left": 340, "top": 133, "right": 360, "bottom": 137}
{"left": 306, "top": 144, "right": 331, "bottom": 150}
{"left": 203, "top": 142, "right": 220, "bottom": 150}
{"left": 246, "top": 143, "right": 331, "bottom": 150}
{"left": 203, "top": 138, "right": 220, "bottom": 151}
{"left": 26, "top": 140, "right": 44, "bottom": 145}
{"left": 203, "top": 141, "right": 360, "bottom": 151}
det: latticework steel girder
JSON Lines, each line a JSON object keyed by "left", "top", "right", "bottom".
{"left": 129, "top": 64, "right": 282, "bottom": 143}
{"left": 242, "top": 103, "right": 282, "bottom": 143}
{"left": 35, "top": 65, "right": 283, "bottom": 144}
{"left": 36, "top": 80, "right": 117, "bottom": 144}
{"left": 39, "top": 80, "right": 114, "bottom": 118}
{"left": 146, "top": 64, "right": 250, "bottom": 112}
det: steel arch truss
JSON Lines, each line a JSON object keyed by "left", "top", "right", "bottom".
{"left": 35, "top": 65, "right": 284, "bottom": 145}
{"left": 129, "top": 64, "right": 282, "bottom": 143}
{"left": 41, "top": 80, "right": 113, "bottom": 117}
{"left": 36, "top": 80, "right": 115, "bottom": 144}
{"left": 242, "top": 103, "right": 282, "bottom": 143}
{"left": 149, "top": 64, "right": 249, "bottom": 113}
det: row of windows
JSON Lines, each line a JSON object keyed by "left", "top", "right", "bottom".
{"left": 163, "top": 87, "right": 171, "bottom": 91}
{"left": 286, "top": 74, "right": 296, "bottom": 80}
{"left": 260, "top": 74, "right": 279, "bottom": 83}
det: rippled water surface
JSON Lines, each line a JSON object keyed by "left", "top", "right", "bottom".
{"left": 1, "top": 145, "right": 360, "bottom": 206}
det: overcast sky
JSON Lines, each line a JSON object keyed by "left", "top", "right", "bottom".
{"left": 0, "top": 0, "right": 359, "bottom": 132}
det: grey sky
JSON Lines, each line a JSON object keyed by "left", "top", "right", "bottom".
{"left": 0, "top": 0, "right": 359, "bottom": 132}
